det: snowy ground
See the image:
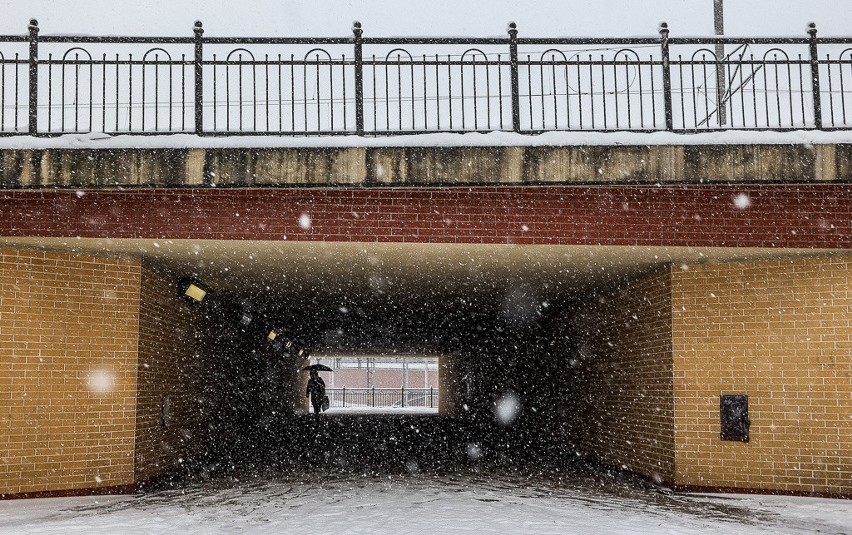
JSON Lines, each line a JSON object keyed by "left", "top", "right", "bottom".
{"left": 1, "top": 470, "right": 849, "bottom": 535}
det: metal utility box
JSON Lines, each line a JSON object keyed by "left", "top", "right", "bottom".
{"left": 720, "top": 394, "right": 750, "bottom": 442}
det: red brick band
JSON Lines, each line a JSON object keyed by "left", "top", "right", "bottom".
{"left": 1, "top": 185, "right": 849, "bottom": 248}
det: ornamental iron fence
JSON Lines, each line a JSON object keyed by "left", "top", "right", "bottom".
{"left": 1, "top": 20, "right": 851, "bottom": 136}
{"left": 326, "top": 387, "right": 438, "bottom": 410}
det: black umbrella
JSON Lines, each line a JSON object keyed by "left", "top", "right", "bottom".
{"left": 302, "top": 363, "right": 333, "bottom": 372}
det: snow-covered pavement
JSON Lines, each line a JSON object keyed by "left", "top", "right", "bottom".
{"left": 0, "top": 469, "right": 849, "bottom": 534}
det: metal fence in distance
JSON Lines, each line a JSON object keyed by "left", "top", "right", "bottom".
{"left": 1, "top": 20, "right": 851, "bottom": 136}
{"left": 326, "top": 387, "right": 438, "bottom": 410}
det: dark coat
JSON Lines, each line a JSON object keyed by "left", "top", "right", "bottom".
{"left": 306, "top": 376, "right": 326, "bottom": 407}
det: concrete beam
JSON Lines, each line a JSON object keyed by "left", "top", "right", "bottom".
{"left": 0, "top": 144, "right": 845, "bottom": 187}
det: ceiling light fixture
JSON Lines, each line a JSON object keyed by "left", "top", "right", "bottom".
{"left": 177, "top": 278, "right": 210, "bottom": 304}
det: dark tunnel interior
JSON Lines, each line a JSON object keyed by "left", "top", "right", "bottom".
{"left": 179, "top": 270, "right": 573, "bottom": 485}
{"left": 139, "top": 244, "right": 604, "bottom": 488}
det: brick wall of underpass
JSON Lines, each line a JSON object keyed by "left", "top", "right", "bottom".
{"left": 671, "top": 256, "right": 852, "bottom": 496}
{"left": 551, "top": 268, "right": 675, "bottom": 484}
{"left": 0, "top": 248, "right": 140, "bottom": 497}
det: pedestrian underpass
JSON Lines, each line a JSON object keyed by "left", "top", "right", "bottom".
{"left": 69, "top": 238, "right": 808, "bottom": 484}
{"left": 2, "top": 235, "right": 848, "bottom": 499}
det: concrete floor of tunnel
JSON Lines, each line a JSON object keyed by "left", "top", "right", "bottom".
{"left": 139, "top": 411, "right": 641, "bottom": 496}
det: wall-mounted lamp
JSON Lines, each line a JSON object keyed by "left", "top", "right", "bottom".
{"left": 177, "top": 277, "right": 210, "bottom": 304}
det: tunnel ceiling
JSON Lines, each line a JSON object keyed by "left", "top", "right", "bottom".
{"left": 0, "top": 237, "right": 836, "bottom": 352}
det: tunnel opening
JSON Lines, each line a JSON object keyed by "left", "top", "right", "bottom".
{"left": 308, "top": 355, "right": 440, "bottom": 413}
{"left": 121, "top": 239, "right": 651, "bottom": 484}
{"left": 2, "top": 237, "right": 841, "bottom": 495}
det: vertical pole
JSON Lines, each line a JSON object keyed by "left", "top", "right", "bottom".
{"left": 28, "top": 19, "right": 39, "bottom": 135}
{"left": 660, "top": 22, "right": 674, "bottom": 131}
{"left": 714, "top": 0, "right": 726, "bottom": 125}
{"left": 372, "top": 386, "right": 375, "bottom": 407}
{"left": 193, "top": 21, "right": 204, "bottom": 135}
{"left": 343, "top": 386, "right": 346, "bottom": 408}
{"left": 508, "top": 22, "right": 521, "bottom": 132}
{"left": 403, "top": 359, "right": 408, "bottom": 390}
{"left": 401, "top": 386, "right": 405, "bottom": 408}
{"left": 353, "top": 21, "right": 364, "bottom": 135}
{"left": 808, "top": 23, "right": 823, "bottom": 129}
{"left": 430, "top": 386, "right": 434, "bottom": 408}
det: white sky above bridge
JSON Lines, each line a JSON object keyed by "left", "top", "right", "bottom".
{"left": 1, "top": 0, "right": 851, "bottom": 38}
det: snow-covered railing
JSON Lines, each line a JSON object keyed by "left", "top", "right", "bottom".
{"left": 0, "top": 20, "right": 850, "bottom": 136}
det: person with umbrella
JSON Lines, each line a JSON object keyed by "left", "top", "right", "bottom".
{"left": 304, "top": 364, "right": 331, "bottom": 422}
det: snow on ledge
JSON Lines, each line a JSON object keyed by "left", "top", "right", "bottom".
{"left": 1, "top": 129, "right": 852, "bottom": 150}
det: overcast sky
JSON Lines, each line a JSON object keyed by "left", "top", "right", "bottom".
{"left": 1, "top": 0, "right": 851, "bottom": 38}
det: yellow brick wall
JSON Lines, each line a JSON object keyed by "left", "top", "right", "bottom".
{"left": 672, "top": 256, "right": 852, "bottom": 495}
{"left": 134, "top": 265, "right": 199, "bottom": 482}
{"left": 0, "top": 248, "right": 140, "bottom": 496}
{"left": 561, "top": 268, "right": 675, "bottom": 484}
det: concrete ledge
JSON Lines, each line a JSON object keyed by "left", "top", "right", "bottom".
{"left": 0, "top": 144, "right": 850, "bottom": 187}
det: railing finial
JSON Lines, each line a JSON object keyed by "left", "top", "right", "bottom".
{"left": 508, "top": 21, "right": 517, "bottom": 35}
{"left": 28, "top": 19, "right": 38, "bottom": 31}
{"left": 659, "top": 21, "right": 669, "bottom": 38}
{"left": 194, "top": 20, "right": 203, "bottom": 35}
{"left": 353, "top": 21, "right": 362, "bottom": 37}
{"left": 807, "top": 22, "right": 817, "bottom": 38}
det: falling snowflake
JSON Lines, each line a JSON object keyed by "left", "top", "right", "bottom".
{"left": 733, "top": 193, "right": 751, "bottom": 209}
{"left": 87, "top": 369, "right": 115, "bottom": 393}
{"left": 495, "top": 391, "right": 521, "bottom": 425}
{"left": 299, "top": 213, "right": 312, "bottom": 230}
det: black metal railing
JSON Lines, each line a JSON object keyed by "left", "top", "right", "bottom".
{"left": 1, "top": 20, "right": 852, "bottom": 136}
{"left": 326, "top": 387, "right": 438, "bottom": 410}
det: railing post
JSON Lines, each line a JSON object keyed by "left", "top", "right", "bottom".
{"left": 659, "top": 22, "right": 674, "bottom": 131}
{"left": 342, "top": 386, "right": 346, "bottom": 407}
{"left": 713, "top": 0, "right": 726, "bottom": 125}
{"left": 808, "top": 22, "right": 823, "bottom": 130}
{"left": 193, "top": 21, "right": 204, "bottom": 135}
{"left": 430, "top": 386, "right": 434, "bottom": 408}
{"left": 372, "top": 386, "right": 375, "bottom": 407}
{"left": 508, "top": 22, "right": 521, "bottom": 133}
{"left": 401, "top": 386, "right": 405, "bottom": 408}
{"left": 353, "top": 21, "right": 365, "bottom": 135}
{"left": 28, "top": 19, "right": 39, "bottom": 135}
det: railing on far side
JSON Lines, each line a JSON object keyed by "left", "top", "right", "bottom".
{"left": 325, "top": 387, "right": 438, "bottom": 410}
